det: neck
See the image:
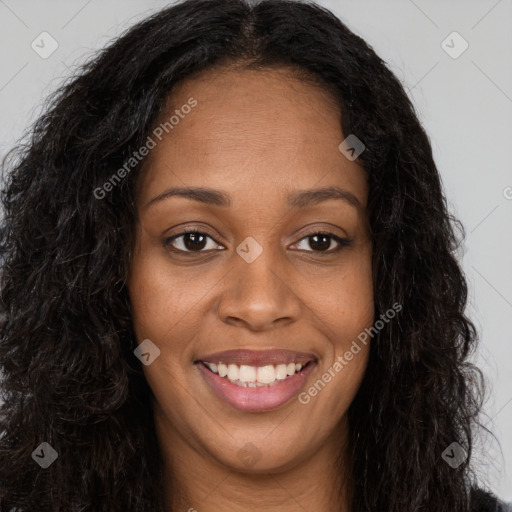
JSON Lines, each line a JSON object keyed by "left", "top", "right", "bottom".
{"left": 154, "top": 408, "right": 353, "bottom": 512}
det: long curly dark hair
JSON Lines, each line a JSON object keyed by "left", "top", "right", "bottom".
{"left": 0, "top": 0, "right": 491, "bottom": 510}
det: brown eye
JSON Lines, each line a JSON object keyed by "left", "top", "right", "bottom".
{"left": 163, "top": 230, "right": 223, "bottom": 253}
{"left": 163, "top": 229, "right": 352, "bottom": 255}
{"left": 293, "top": 232, "right": 352, "bottom": 253}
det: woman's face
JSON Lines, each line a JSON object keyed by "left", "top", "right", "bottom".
{"left": 127, "top": 66, "right": 374, "bottom": 474}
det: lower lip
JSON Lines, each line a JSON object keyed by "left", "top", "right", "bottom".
{"left": 196, "top": 362, "right": 316, "bottom": 412}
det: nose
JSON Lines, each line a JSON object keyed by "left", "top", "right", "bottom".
{"left": 216, "top": 247, "right": 302, "bottom": 332}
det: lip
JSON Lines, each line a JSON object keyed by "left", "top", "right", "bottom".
{"left": 196, "top": 357, "right": 317, "bottom": 412}
{"left": 195, "top": 348, "right": 317, "bottom": 367}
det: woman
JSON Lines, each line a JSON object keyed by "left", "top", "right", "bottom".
{"left": 0, "top": 0, "right": 508, "bottom": 510}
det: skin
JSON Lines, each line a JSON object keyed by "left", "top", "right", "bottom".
{"left": 127, "top": 65, "right": 374, "bottom": 512}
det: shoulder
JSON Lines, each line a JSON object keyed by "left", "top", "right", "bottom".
{"left": 471, "top": 487, "right": 512, "bottom": 512}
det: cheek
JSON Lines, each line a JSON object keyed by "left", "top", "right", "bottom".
{"left": 127, "top": 255, "right": 197, "bottom": 407}
{"left": 127, "top": 252, "right": 205, "bottom": 339}
{"left": 303, "top": 243, "right": 374, "bottom": 342}
{"left": 300, "top": 244, "right": 373, "bottom": 403}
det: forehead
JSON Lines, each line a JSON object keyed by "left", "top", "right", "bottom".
{"left": 154, "top": 66, "right": 342, "bottom": 150}
{"left": 137, "top": 66, "right": 367, "bottom": 209}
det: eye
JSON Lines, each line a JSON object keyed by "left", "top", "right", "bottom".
{"left": 163, "top": 229, "right": 224, "bottom": 253}
{"left": 163, "top": 228, "right": 352, "bottom": 255}
{"left": 292, "top": 231, "right": 352, "bottom": 254}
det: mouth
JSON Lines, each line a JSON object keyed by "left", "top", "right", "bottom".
{"left": 194, "top": 349, "right": 317, "bottom": 412}
{"left": 199, "top": 360, "right": 315, "bottom": 387}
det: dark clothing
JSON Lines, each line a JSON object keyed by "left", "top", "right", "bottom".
{"left": 471, "top": 488, "right": 512, "bottom": 512}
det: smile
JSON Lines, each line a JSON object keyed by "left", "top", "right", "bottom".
{"left": 202, "top": 361, "right": 313, "bottom": 387}
{"left": 195, "top": 349, "right": 317, "bottom": 412}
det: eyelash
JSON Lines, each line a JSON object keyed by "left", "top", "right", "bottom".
{"left": 162, "top": 228, "right": 352, "bottom": 255}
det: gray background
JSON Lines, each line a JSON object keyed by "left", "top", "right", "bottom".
{"left": 0, "top": 0, "right": 510, "bottom": 500}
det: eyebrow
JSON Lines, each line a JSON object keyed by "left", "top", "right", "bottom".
{"left": 144, "top": 185, "right": 361, "bottom": 210}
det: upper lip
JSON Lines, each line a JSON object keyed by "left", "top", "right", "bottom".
{"left": 196, "top": 349, "right": 317, "bottom": 367}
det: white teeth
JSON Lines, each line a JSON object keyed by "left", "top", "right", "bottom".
{"left": 218, "top": 363, "right": 228, "bottom": 377}
{"left": 227, "top": 364, "right": 239, "bottom": 381}
{"left": 257, "top": 365, "right": 275, "bottom": 384}
{"left": 204, "top": 362, "right": 218, "bottom": 373}
{"left": 275, "top": 364, "right": 288, "bottom": 380}
{"left": 203, "top": 361, "right": 308, "bottom": 386}
{"left": 239, "top": 365, "right": 257, "bottom": 383}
